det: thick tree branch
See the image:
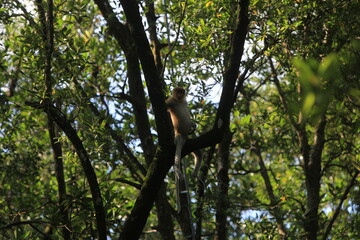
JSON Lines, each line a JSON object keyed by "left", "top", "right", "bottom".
{"left": 155, "top": 186, "right": 176, "bottom": 240}
{"left": 216, "top": 0, "right": 249, "bottom": 129}
{"left": 93, "top": 0, "right": 131, "bottom": 52}
{"left": 35, "top": 1, "right": 70, "bottom": 238}
{"left": 183, "top": 0, "right": 249, "bottom": 153}
{"left": 93, "top": 0, "right": 156, "bottom": 166}
{"left": 93, "top": 1, "right": 175, "bottom": 239}
{"left": 119, "top": 0, "right": 173, "bottom": 145}
{"left": 95, "top": 0, "right": 250, "bottom": 238}
{"left": 215, "top": 129, "right": 232, "bottom": 240}
{"left": 145, "top": 0, "right": 164, "bottom": 74}
{"left": 114, "top": 2, "right": 178, "bottom": 239}
{"left": 25, "top": 101, "right": 107, "bottom": 240}
{"left": 303, "top": 117, "right": 326, "bottom": 240}
{"left": 119, "top": 149, "right": 174, "bottom": 240}
{"left": 126, "top": 57, "right": 157, "bottom": 167}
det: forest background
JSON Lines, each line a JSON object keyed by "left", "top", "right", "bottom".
{"left": 0, "top": 0, "right": 359, "bottom": 239}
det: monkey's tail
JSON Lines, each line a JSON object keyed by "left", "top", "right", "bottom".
{"left": 182, "top": 158, "right": 195, "bottom": 239}
{"left": 175, "top": 174, "right": 181, "bottom": 213}
{"left": 191, "top": 150, "right": 203, "bottom": 178}
{"left": 174, "top": 135, "right": 185, "bottom": 213}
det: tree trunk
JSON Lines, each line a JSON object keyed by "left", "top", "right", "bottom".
{"left": 155, "top": 185, "right": 176, "bottom": 240}
{"left": 215, "top": 129, "right": 232, "bottom": 240}
{"left": 299, "top": 118, "right": 326, "bottom": 240}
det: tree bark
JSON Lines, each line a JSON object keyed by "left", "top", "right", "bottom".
{"left": 93, "top": 0, "right": 250, "bottom": 238}
{"left": 119, "top": 150, "right": 174, "bottom": 240}
{"left": 303, "top": 118, "right": 326, "bottom": 240}
{"left": 25, "top": 101, "right": 107, "bottom": 240}
{"left": 272, "top": 49, "right": 326, "bottom": 240}
{"left": 155, "top": 185, "right": 176, "bottom": 240}
{"left": 36, "top": 1, "right": 72, "bottom": 238}
{"left": 215, "top": 129, "right": 232, "bottom": 240}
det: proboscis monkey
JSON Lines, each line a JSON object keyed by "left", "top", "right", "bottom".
{"left": 166, "top": 87, "right": 201, "bottom": 213}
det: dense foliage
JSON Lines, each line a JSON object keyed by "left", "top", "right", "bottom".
{"left": 0, "top": 0, "right": 359, "bottom": 239}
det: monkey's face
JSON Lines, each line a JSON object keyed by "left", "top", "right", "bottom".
{"left": 173, "top": 87, "right": 185, "bottom": 101}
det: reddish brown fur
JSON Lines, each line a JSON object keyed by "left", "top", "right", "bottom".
{"left": 166, "top": 87, "right": 193, "bottom": 137}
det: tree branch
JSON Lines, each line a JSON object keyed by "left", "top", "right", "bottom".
{"left": 119, "top": 0, "right": 173, "bottom": 146}
{"left": 35, "top": 1, "right": 71, "bottom": 238}
{"left": 72, "top": 78, "right": 146, "bottom": 180}
{"left": 322, "top": 170, "right": 359, "bottom": 240}
{"left": 0, "top": 219, "right": 46, "bottom": 230}
{"left": 251, "top": 142, "right": 288, "bottom": 238}
{"left": 114, "top": 178, "right": 142, "bottom": 189}
{"left": 215, "top": 0, "right": 249, "bottom": 130}
{"left": 303, "top": 117, "right": 326, "bottom": 240}
{"left": 270, "top": 57, "right": 300, "bottom": 130}
{"left": 93, "top": 0, "right": 156, "bottom": 166}
{"left": 145, "top": 0, "right": 164, "bottom": 75}
{"left": 93, "top": 0, "right": 132, "bottom": 53}
{"left": 182, "top": 0, "right": 250, "bottom": 181}
{"left": 25, "top": 101, "right": 107, "bottom": 240}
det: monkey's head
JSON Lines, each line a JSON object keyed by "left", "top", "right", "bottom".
{"left": 173, "top": 87, "right": 186, "bottom": 101}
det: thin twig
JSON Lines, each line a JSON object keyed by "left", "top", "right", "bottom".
{"left": 322, "top": 170, "right": 359, "bottom": 240}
